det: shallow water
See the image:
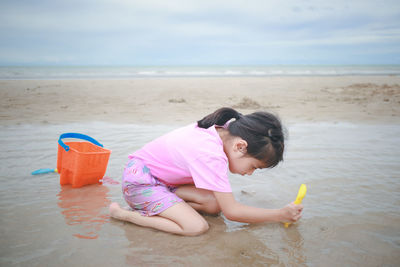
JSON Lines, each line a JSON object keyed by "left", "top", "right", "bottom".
{"left": 0, "top": 121, "right": 399, "bottom": 266}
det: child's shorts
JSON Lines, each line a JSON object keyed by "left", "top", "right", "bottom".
{"left": 122, "top": 157, "right": 183, "bottom": 216}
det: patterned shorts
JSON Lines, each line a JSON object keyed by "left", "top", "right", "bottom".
{"left": 122, "top": 157, "right": 183, "bottom": 216}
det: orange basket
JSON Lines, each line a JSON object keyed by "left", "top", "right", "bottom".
{"left": 57, "top": 133, "right": 111, "bottom": 188}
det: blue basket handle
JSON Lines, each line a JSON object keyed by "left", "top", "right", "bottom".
{"left": 58, "top": 133, "right": 104, "bottom": 152}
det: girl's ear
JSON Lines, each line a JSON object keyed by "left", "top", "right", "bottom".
{"left": 234, "top": 139, "right": 248, "bottom": 154}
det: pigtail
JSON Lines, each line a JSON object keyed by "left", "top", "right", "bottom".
{"left": 197, "top": 107, "right": 241, "bottom": 129}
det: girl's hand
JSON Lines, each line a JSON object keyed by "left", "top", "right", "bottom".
{"left": 279, "top": 202, "right": 303, "bottom": 223}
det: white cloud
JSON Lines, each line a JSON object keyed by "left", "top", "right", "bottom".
{"left": 0, "top": 0, "right": 399, "bottom": 64}
{"left": 2, "top": 1, "right": 399, "bottom": 35}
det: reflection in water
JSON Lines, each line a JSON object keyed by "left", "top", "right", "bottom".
{"left": 57, "top": 184, "right": 111, "bottom": 239}
{"left": 281, "top": 224, "right": 306, "bottom": 266}
{"left": 117, "top": 215, "right": 281, "bottom": 266}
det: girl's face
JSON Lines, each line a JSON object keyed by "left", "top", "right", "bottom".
{"left": 228, "top": 155, "right": 266, "bottom": 175}
{"left": 225, "top": 137, "right": 266, "bottom": 175}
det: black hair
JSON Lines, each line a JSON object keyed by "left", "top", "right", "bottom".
{"left": 197, "top": 107, "right": 285, "bottom": 168}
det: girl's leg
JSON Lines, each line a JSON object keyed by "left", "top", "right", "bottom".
{"left": 175, "top": 185, "right": 221, "bottom": 215}
{"left": 109, "top": 202, "right": 209, "bottom": 236}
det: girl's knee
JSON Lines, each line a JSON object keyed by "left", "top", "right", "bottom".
{"left": 159, "top": 201, "right": 210, "bottom": 236}
{"left": 204, "top": 201, "right": 220, "bottom": 215}
{"left": 175, "top": 186, "right": 221, "bottom": 215}
{"left": 202, "top": 194, "right": 221, "bottom": 215}
{"left": 183, "top": 219, "right": 209, "bottom": 236}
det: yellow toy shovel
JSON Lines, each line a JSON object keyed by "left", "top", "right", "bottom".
{"left": 284, "top": 184, "right": 307, "bottom": 228}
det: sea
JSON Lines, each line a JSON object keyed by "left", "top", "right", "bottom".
{"left": 0, "top": 65, "right": 399, "bottom": 79}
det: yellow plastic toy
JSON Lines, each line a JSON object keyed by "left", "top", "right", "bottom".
{"left": 284, "top": 184, "right": 307, "bottom": 228}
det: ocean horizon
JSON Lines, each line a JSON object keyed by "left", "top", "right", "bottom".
{"left": 1, "top": 65, "right": 399, "bottom": 79}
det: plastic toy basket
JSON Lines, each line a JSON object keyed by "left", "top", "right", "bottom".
{"left": 57, "top": 133, "right": 111, "bottom": 188}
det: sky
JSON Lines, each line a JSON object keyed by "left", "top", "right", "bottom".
{"left": 0, "top": 0, "right": 400, "bottom": 66}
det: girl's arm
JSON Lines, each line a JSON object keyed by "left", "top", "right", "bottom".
{"left": 213, "top": 191, "right": 303, "bottom": 223}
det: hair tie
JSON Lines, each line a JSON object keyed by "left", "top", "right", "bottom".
{"left": 268, "top": 129, "right": 273, "bottom": 138}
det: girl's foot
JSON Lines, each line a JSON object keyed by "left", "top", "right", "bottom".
{"left": 109, "top": 202, "right": 129, "bottom": 221}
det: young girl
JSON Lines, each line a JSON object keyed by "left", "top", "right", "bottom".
{"left": 109, "top": 107, "right": 303, "bottom": 236}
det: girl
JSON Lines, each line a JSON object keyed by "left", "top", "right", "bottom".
{"left": 109, "top": 107, "right": 303, "bottom": 236}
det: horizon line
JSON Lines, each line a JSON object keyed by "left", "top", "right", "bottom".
{"left": 1, "top": 63, "right": 400, "bottom": 67}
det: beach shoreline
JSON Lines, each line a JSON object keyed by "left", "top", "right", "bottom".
{"left": 1, "top": 75, "right": 400, "bottom": 266}
{"left": 1, "top": 75, "right": 399, "bottom": 126}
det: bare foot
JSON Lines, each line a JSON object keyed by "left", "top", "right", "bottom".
{"left": 109, "top": 202, "right": 127, "bottom": 220}
{"left": 109, "top": 202, "right": 145, "bottom": 225}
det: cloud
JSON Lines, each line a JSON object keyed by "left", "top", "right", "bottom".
{"left": 0, "top": 0, "right": 399, "bottom": 64}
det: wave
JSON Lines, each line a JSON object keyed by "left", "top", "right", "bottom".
{"left": 0, "top": 65, "right": 399, "bottom": 79}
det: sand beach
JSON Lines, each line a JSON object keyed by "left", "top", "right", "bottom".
{"left": 1, "top": 76, "right": 400, "bottom": 125}
{"left": 1, "top": 75, "right": 400, "bottom": 266}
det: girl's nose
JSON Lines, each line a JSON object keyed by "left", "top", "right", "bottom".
{"left": 247, "top": 169, "right": 255, "bottom": 175}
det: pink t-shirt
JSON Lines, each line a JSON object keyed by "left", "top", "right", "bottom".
{"left": 130, "top": 123, "right": 231, "bottom": 193}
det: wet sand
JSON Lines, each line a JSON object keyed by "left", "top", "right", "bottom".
{"left": 1, "top": 76, "right": 400, "bottom": 266}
